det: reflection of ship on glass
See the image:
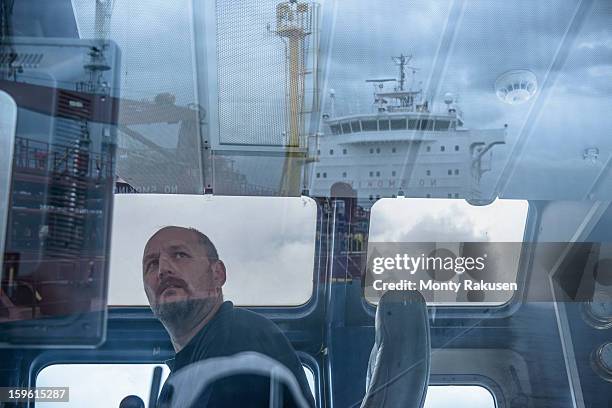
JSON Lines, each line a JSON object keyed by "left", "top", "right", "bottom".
{"left": 309, "top": 55, "right": 506, "bottom": 202}
{"left": 1, "top": 38, "right": 118, "bottom": 320}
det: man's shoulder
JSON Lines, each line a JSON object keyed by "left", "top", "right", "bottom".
{"left": 227, "top": 304, "right": 284, "bottom": 337}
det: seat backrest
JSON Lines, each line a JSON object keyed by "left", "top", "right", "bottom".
{"left": 361, "top": 290, "right": 431, "bottom": 408}
{"left": 162, "top": 351, "right": 311, "bottom": 408}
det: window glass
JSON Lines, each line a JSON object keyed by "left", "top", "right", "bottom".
{"left": 368, "top": 198, "right": 528, "bottom": 305}
{"left": 330, "top": 124, "right": 341, "bottom": 135}
{"left": 390, "top": 119, "right": 407, "bottom": 130}
{"left": 36, "top": 364, "right": 171, "bottom": 408}
{"left": 361, "top": 120, "right": 377, "bottom": 131}
{"left": 37, "top": 363, "right": 316, "bottom": 407}
{"left": 370, "top": 198, "right": 527, "bottom": 242}
{"left": 425, "top": 385, "right": 495, "bottom": 408}
{"left": 419, "top": 119, "right": 434, "bottom": 130}
{"left": 341, "top": 122, "right": 352, "bottom": 134}
{"left": 378, "top": 120, "right": 390, "bottom": 131}
{"left": 434, "top": 120, "right": 450, "bottom": 131}
{"left": 109, "top": 195, "right": 317, "bottom": 306}
{"left": 350, "top": 121, "right": 361, "bottom": 132}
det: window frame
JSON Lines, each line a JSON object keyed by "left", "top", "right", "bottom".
{"left": 107, "top": 196, "right": 330, "bottom": 321}
{"left": 361, "top": 199, "right": 537, "bottom": 319}
{"left": 31, "top": 351, "right": 322, "bottom": 408}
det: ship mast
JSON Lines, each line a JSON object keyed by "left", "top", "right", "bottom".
{"left": 366, "top": 54, "right": 426, "bottom": 113}
{"left": 274, "top": 0, "right": 313, "bottom": 195}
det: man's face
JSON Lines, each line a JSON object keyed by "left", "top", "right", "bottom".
{"left": 142, "top": 227, "right": 224, "bottom": 321}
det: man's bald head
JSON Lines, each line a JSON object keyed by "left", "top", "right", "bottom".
{"left": 145, "top": 226, "right": 219, "bottom": 262}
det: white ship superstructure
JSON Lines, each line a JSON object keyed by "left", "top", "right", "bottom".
{"left": 309, "top": 55, "right": 506, "bottom": 201}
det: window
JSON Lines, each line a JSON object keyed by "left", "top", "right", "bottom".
{"left": 419, "top": 119, "right": 434, "bottom": 130}
{"left": 341, "top": 122, "right": 351, "bottom": 134}
{"left": 316, "top": 149, "right": 320, "bottom": 155}
{"left": 376, "top": 148, "right": 380, "bottom": 154}
{"left": 342, "top": 172, "right": 347, "bottom": 178}
{"left": 351, "top": 121, "right": 361, "bottom": 132}
{"left": 390, "top": 119, "right": 406, "bottom": 130}
{"left": 376, "top": 171, "right": 380, "bottom": 177}
{"left": 391, "top": 147, "right": 396, "bottom": 153}
{"left": 454, "top": 169, "right": 459, "bottom": 175}
{"left": 342, "top": 148, "right": 347, "bottom": 155}
{"left": 330, "top": 124, "right": 341, "bottom": 135}
{"left": 37, "top": 363, "right": 317, "bottom": 407}
{"left": 378, "top": 119, "right": 390, "bottom": 131}
{"left": 392, "top": 171, "right": 396, "bottom": 177}
{"left": 369, "top": 171, "right": 374, "bottom": 177}
{"left": 424, "top": 386, "right": 496, "bottom": 408}
{"left": 36, "top": 364, "right": 170, "bottom": 408}
{"left": 455, "top": 145, "right": 459, "bottom": 151}
{"left": 448, "top": 169, "right": 452, "bottom": 175}
{"left": 362, "top": 120, "right": 377, "bottom": 131}
{"left": 369, "top": 148, "right": 374, "bottom": 154}
{"left": 426, "top": 146, "right": 431, "bottom": 152}
{"left": 440, "top": 146, "right": 445, "bottom": 152}
{"left": 316, "top": 172, "right": 320, "bottom": 178}
{"left": 368, "top": 198, "right": 529, "bottom": 306}
{"left": 434, "top": 120, "right": 450, "bottom": 131}
{"left": 110, "top": 195, "right": 317, "bottom": 306}
{"left": 322, "top": 172, "right": 327, "bottom": 178}
{"left": 408, "top": 119, "right": 418, "bottom": 130}
{"left": 329, "top": 149, "right": 334, "bottom": 155}
{"left": 426, "top": 170, "right": 431, "bottom": 176}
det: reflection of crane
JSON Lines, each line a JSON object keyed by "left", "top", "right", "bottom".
{"left": 0, "top": 0, "right": 14, "bottom": 40}
{"left": 1, "top": 0, "right": 16, "bottom": 80}
{"left": 94, "top": 0, "right": 115, "bottom": 41}
{"left": 273, "top": 0, "right": 313, "bottom": 195}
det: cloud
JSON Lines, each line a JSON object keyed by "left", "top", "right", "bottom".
{"left": 369, "top": 199, "right": 528, "bottom": 243}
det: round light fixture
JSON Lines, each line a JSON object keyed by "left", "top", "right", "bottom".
{"left": 581, "top": 288, "right": 612, "bottom": 329}
{"left": 495, "top": 70, "right": 537, "bottom": 105}
{"left": 592, "top": 342, "right": 612, "bottom": 382}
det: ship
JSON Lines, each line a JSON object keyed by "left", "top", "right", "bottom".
{"left": 308, "top": 54, "right": 506, "bottom": 203}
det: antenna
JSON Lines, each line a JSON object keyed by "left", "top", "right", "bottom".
{"left": 391, "top": 54, "right": 419, "bottom": 91}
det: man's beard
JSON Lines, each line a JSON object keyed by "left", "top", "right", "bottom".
{"left": 152, "top": 296, "right": 217, "bottom": 331}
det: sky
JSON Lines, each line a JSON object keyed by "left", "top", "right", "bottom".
{"left": 66, "top": 0, "right": 612, "bottom": 200}
{"left": 369, "top": 198, "right": 528, "bottom": 242}
{"left": 321, "top": 0, "right": 612, "bottom": 199}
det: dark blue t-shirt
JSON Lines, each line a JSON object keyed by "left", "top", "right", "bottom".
{"left": 157, "top": 301, "right": 315, "bottom": 407}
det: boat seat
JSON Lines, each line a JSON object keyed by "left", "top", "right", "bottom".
{"left": 361, "top": 290, "right": 431, "bottom": 408}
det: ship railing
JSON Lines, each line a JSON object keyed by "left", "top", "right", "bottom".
{"left": 13, "top": 137, "right": 114, "bottom": 178}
